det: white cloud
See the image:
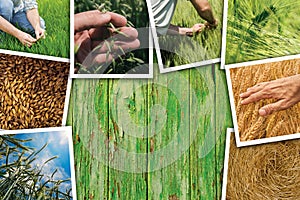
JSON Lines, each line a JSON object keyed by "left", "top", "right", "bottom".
{"left": 47, "top": 131, "right": 69, "bottom": 146}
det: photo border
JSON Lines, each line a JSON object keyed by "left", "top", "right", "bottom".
{"left": 221, "top": 128, "right": 300, "bottom": 199}
{"left": 220, "top": 0, "right": 229, "bottom": 69}
{"left": 0, "top": 49, "right": 69, "bottom": 63}
{"left": 62, "top": 77, "right": 72, "bottom": 126}
{"left": 0, "top": 50, "right": 72, "bottom": 127}
{"left": 0, "top": 126, "right": 77, "bottom": 200}
{"left": 70, "top": 0, "right": 153, "bottom": 79}
{"left": 221, "top": 128, "right": 233, "bottom": 200}
{"left": 225, "top": 54, "right": 300, "bottom": 147}
{"left": 146, "top": 0, "right": 221, "bottom": 73}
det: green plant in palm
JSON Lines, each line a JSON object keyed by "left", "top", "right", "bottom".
{"left": 75, "top": 0, "right": 149, "bottom": 74}
{"left": 225, "top": 0, "right": 300, "bottom": 64}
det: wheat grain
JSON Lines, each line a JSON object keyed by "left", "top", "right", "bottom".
{"left": 0, "top": 53, "right": 69, "bottom": 130}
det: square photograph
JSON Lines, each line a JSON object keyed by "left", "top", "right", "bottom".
{"left": 221, "top": 0, "right": 300, "bottom": 67}
{"left": 222, "top": 129, "right": 300, "bottom": 200}
{"left": 149, "top": 0, "right": 222, "bottom": 73}
{"left": 0, "top": 52, "right": 71, "bottom": 130}
{"left": 226, "top": 55, "right": 300, "bottom": 146}
{"left": 71, "top": 0, "right": 153, "bottom": 78}
{"left": 0, "top": 127, "right": 76, "bottom": 200}
{"left": 0, "top": 0, "right": 70, "bottom": 58}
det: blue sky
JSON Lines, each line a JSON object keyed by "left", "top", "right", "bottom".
{"left": 1, "top": 130, "right": 73, "bottom": 195}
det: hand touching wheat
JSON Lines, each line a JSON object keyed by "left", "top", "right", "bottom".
{"left": 240, "top": 74, "right": 300, "bottom": 116}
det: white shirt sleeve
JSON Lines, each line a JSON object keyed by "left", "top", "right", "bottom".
{"left": 151, "top": 0, "right": 178, "bottom": 35}
{"left": 23, "top": 0, "right": 38, "bottom": 12}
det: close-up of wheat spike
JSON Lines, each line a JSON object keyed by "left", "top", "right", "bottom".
{"left": 230, "top": 59, "right": 300, "bottom": 141}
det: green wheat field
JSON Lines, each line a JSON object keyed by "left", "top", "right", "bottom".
{"left": 159, "top": 0, "right": 223, "bottom": 68}
{"left": 225, "top": 0, "right": 300, "bottom": 64}
{"left": 0, "top": 0, "right": 70, "bottom": 58}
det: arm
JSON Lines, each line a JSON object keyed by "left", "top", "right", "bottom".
{"left": 26, "top": 8, "right": 45, "bottom": 40}
{"left": 0, "top": 16, "right": 36, "bottom": 46}
{"left": 190, "top": 0, "right": 218, "bottom": 28}
{"left": 240, "top": 74, "right": 300, "bottom": 116}
{"left": 167, "top": 24, "right": 204, "bottom": 36}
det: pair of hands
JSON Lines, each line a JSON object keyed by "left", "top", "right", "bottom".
{"left": 240, "top": 74, "right": 300, "bottom": 116}
{"left": 74, "top": 10, "right": 139, "bottom": 66}
{"left": 17, "top": 27, "right": 45, "bottom": 47}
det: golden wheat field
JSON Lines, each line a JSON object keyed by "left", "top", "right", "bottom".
{"left": 226, "top": 133, "right": 300, "bottom": 200}
{"left": 230, "top": 59, "right": 300, "bottom": 141}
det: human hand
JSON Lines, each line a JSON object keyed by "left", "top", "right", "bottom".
{"left": 173, "top": 23, "right": 204, "bottom": 36}
{"left": 185, "top": 23, "right": 205, "bottom": 36}
{"left": 240, "top": 74, "right": 300, "bottom": 116}
{"left": 204, "top": 19, "right": 218, "bottom": 29}
{"left": 34, "top": 26, "right": 46, "bottom": 40}
{"left": 74, "top": 10, "right": 140, "bottom": 67}
{"left": 16, "top": 31, "right": 37, "bottom": 47}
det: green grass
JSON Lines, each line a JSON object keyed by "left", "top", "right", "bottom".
{"left": 160, "top": 0, "right": 223, "bottom": 67}
{"left": 225, "top": 0, "right": 300, "bottom": 64}
{"left": 0, "top": 0, "right": 70, "bottom": 58}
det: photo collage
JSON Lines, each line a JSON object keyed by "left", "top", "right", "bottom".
{"left": 0, "top": 0, "right": 299, "bottom": 199}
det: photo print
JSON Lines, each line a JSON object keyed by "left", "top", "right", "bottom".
{"left": 0, "top": 0, "right": 70, "bottom": 58}
{"left": 0, "top": 51, "right": 71, "bottom": 130}
{"left": 0, "top": 127, "right": 76, "bottom": 200}
{"left": 71, "top": 0, "right": 153, "bottom": 78}
{"left": 221, "top": 0, "right": 300, "bottom": 68}
{"left": 226, "top": 55, "right": 300, "bottom": 146}
{"left": 149, "top": 0, "right": 223, "bottom": 73}
{"left": 222, "top": 128, "right": 300, "bottom": 200}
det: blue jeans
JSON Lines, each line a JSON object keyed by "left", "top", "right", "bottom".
{"left": 0, "top": 0, "right": 45, "bottom": 37}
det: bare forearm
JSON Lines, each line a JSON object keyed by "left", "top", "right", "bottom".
{"left": 167, "top": 24, "right": 181, "bottom": 35}
{"left": 0, "top": 16, "right": 22, "bottom": 38}
{"left": 190, "top": 0, "right": 216, "bottom": 24}
{"left": 167, "top": 24, "right": 195, "bottom": 35}
{"left": 0, "top": 16, "right": 36, "bottom": 46}
{"left": 167, "top": 24, "right": 204, "bottom": 36}
{"left": 26, "top": 8, "right": 41, "bottom": 30}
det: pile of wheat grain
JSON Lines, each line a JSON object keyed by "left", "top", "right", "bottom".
{"left": 226, "top": 134, "right": 300, "bottom": 200}
{"left": 0, "top": 53, "right": 69, "bottom": 129}
{"left": 230, "top": 59, "right": 300, "bottom": 141}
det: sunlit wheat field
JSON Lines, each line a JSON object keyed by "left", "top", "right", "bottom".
{"left": 225, "top": 0, "right": 300, "bottom": 65}
{"left": 0, "top": 0, "right": 70, "bottom": 58}
{"left": 159, "top": 0, "right": 223, "bottom": 68}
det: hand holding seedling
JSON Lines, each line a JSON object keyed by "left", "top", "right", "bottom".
{"left": 204, "top": 19, "right": 218, "bottom": 29}
{"left": 74, "top": 10, "right": 140, "bottom": 66}
{"left": 34, "top": 27, "right": 46, "bottom": 40}
{"left": 188, "top": 23, "right": 205, "bottom": 35}
{"left": 240, "top": 74, "right": 300, "bottom": 116}
{"left": 16, "top": 31, "right": 37, "bottom": 47}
